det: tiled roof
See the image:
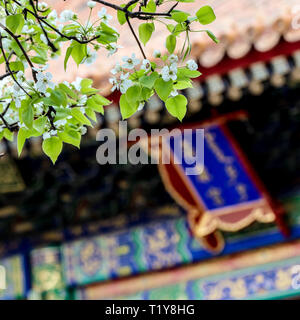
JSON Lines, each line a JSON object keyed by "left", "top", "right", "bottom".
{"left": 50, "top": 0, "right": 300, "bottom": 94}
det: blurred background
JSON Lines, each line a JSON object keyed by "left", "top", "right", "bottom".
{"left": 0, "top": 0, "right": 300, "bottom": 300}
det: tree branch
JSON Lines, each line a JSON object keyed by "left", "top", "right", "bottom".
{"left": 0, "top": 22, "right": 37, "bottom": 82}
{"left": 126, "top": 13, "right": 147, "bottom": 60}
{"left": 0, "top": 35, "right": 32, "bottom": 98}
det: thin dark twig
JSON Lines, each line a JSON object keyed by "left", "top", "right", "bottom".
{"left": 126, "top": 14, "right": 147, "bottom": 60}
{"left": 29, "top": 0, "right": 58, "bottom": 52}
{"left": 0, "top": 71, "right": 16, "bottom": 81}
{"left": 0, "top": 35, "right": 32, "bottom": 98}
{"left": 0, "top": 22, "right": 37, "bottom": 82}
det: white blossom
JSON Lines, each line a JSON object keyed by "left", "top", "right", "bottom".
{"left": 54, "top": 119, "right": 67, "bottom": 129}
{"left": 111, "top": 62, "right": 122, "bottom": 75}
{"left": 12, "top": 83, "right": 22, "bottom": 96}
{"left": 78, "top": 95, "right": 88, "bottom": 106}
{"left": 170, "top": 89, "right": 178, "bottom": 97}
{"left": 35, "top": 72, "right": 55, "bottom": 93}
{"left": 40, "top": 34, "right": 48, "bottom": 45}
{"left": 85, "top": 48, "right": 97, "bottom": 65}
{"left": 38, "top": 2, "right": 48, "bottom": 10}
{"left": 48, "top": 10, "right": 58, "bottom": 23}
{"left": 87, "top": 1, "right": 96, "bottom": 9}
{"left": 98, "top": 7, "right": 112, "bottom": 23}
{"left": 120, "top": 79, "right": 133, "bottom": 94}
{"left": 109, "top": 76, "right": 119, "bottom": 92}
{"left": 168, "top": 54, "right": 178, "bottom": 64}
{"left": 16, "top": 71, "right": 25, "bottom": 82}
{"left": 140, "top": 59, "right": 151, "bottom": 71}
{"left": 153, "top": 50, "right": 161, "bottom": 58}
{"left": 161, "top": 64, "right": 177, "bottom": 82}
{"left": 72, "top": 77, "right": 83, "bottom": 91}
{"left": 4, "top": 108, "right": 19, "bottom": 124}
{"left": 60, "top": 10, "right": 76, "bottom": 23}
{"left": 2, "top": 39, "right": 11, "bottom": 51}
{"left": 33, "top": 64, "right": 49, "bottom": 72}
{"left": 107, "top": 43, "right": 122, "bottom": 57}
{"left": 186, "top": 59, "right": 198, "bottom": 71}
{"left": 63, "top": 81, "right": 72, "bottom": 88}
{"left": 138, "top": 102, "right": 145, "bottom": 111}
{"left": 0, "top": 6, "right": 6, "bottom": 23}
{"left": 22, "top": 25, "right": 35, "bottom": 34}
{"left": 122, "top": 54, "right": 140, "bottom": 70}
{"left": 43, "top": 132, "right": 50, "bottom": 140}
{"left": 50, "top": 130, "right": 57, "bottom": 136}
{"left": 34, "top": 103, "right": 44, "bottom": 116}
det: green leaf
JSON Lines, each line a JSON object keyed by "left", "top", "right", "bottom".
{"left": 140, "top": 72, "right": 159, "bottom": 89}
{"left": 85, "top": 108, "right": 97, "bottom": 122}
{"left": 21, "top": 104, "right": 34, "bottom": 129}
{"left": 141, "top": 87, "right": 152, "bottom": 100}
{"left": 6, "top": 14, "right": 24, "bottom": 34}
{"left": 167, "top": 24, "right": 175, "bottom": 33}
{"left": 93, "top": 94, "right": 111, "bottom": 106}
{"left": 171, "top": 11, "right": 190, "bottom": 23}
{"left": 165, "top": 94, "right": 187, "bottom": 121}
{"left": 87, "top": 96, "right": 104, "bottom": 114}
{"left": 117, "top": 10, "right": 126, "bottom": 25}
{"left": 59, "top": 83, "right": 78, "bottom": 100}
{"left": 64, "top": 46, "right": 73, "bottom": 71}
{"left": 71, "top": 42, "right": 87, "bottom": 66}
{"left": 178, "top": 68, "right": 201, "bottom": 79}
{"left": 80, "top": 79, "right": 93, "bottom": 90}
{"left": 17, "top": 127, "right": 28, "bottom": 156}
{"left": 196, "top": 6, "right": 216, "bottom": 25}
{"left": 58, "top": 129, "right": 81, "bottom": 148}
{"left": 138, "top": 23, "right": 155, "bottom": 46}
{"left": 117, "top": 3, "right": 137, "bottom": 25}
{"left": 125, "top": 85, "right": 141, "bottom": 104}
{"left": 31, "top": 56, "right": 47, "bottom": 65}
{"left": 71, "top": 108, "right": 92, "bottom": 126}
{"left": 53, "top": 107, "right": 71, "bottom": 121}
{"left": 50, "top": 89, "right": 68, "bottom": 107}
{"left": 141, "top": 0, "right": 156, "bottom": 13}
{"left": 206, "top": 30, "right": 219, "bottom": 43}
{"left": 3, "top": 128, "right": 14, "bottom": 141}
{"left": 154, "top": 78, "right": 173, "bottom": 101}
{"left": 33, "top": 117, "right": 48, "bottom": 133}
{"left": 166, "top": 34, "right": 176, "bottom": 54}
{"left": 119, "top": 94, "right": 138, "bottom": 119}
{"left": 42, "top": 136, "right": 63, "bottom": 164}
{"left": 174, "top": 80, "right": 193, "bottom": 89}
{"left": 9, "top": 61, "right": 24, "bottom": 72}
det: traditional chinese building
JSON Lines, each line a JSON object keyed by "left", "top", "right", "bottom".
{"left": 0, "top": 0, "right": 300, "bottom": 300}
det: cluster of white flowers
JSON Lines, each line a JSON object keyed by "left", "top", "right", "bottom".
{"left": 35, "top": 70, "right": 55, "bottom": 93}
{"left": 161, "top": 64, "right": 177, "bottom": 82}
{"left": 43, "top": 129, "right": 57, "bottom": 140}
{"left": 60, "top": 10, "right": 77, "bottom": 23}
{"left": 0, "top": 108, "right": 19, "bottom": 127}
{"left": 108, "top": 50, "right": 199, "bottom": 98}
{"left": 109, "top": 73, "right": 133, "bottom": 94}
